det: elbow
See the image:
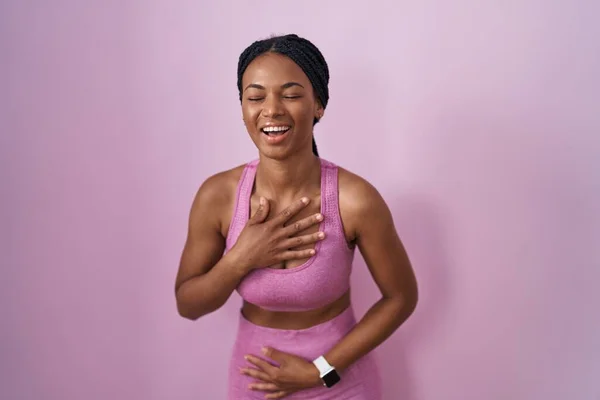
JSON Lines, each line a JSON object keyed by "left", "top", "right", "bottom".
{"left": 177, "top": 303, "right": 203, "bottom": 321}
{"left": 386, "top": 290, "right": 418, "bottom": 321}
{"left": 403, "top": 293, "right": 418, "bottom": 318}
{"left": 176, "top": 293, "right": 221, "bottom": 320}
{"left": 175, "top": 290, "right": 207, "bottom": 321}
{"left": 398, "top": 278, "right": 419, "bottom": 318}
{"left": 176, "top": 294, "right": 216, "bottom": 320}
{"left": 401, "top": 286, "right": 419, "bottom": 318}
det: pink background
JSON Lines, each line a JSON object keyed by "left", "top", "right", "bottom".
{"left": 2, "top": 1, "right": 599, "bottom": 399}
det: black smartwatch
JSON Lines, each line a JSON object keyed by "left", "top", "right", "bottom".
{"left": 312, "top": 356, "right": 341, "bottom": 388}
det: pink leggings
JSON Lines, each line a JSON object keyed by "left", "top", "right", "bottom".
{"left": 227, "top": 306, "right": 382, "bottom": 399}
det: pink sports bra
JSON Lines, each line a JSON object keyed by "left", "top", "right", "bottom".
{"left": 224, "top": 158, "right": 355, "bottom": 312}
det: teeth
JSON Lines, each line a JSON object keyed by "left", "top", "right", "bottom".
{"left": 262, "top": 126, "right": 290, "bottom": 133}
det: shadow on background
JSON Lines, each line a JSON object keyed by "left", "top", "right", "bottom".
{"left": 351, "top": 194, "right": 453, "bottom": 400}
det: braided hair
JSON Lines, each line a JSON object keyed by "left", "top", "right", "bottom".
{"left": 237, "top": 34, "right": 330, "bottom": 156}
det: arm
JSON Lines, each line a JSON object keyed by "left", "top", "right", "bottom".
{"left": 175, "top": 174, "right": 321, "bottom": 320}
{"left": 241, "top": 174, "right": 419, "bottom": 397}
{"left": 323, "top": 174, "right": 418, "bottom": 372}
{"left": 175, "top": 173, "right": 247, "bottom": 320}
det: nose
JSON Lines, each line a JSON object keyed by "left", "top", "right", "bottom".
{"left": 262, "top": 94, "right": 284, "bottom": 118}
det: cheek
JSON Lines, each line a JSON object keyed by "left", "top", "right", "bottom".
{"left": 291, "top": 102, "right": 316, "bottom": 125}
{"left": 242, "top": 106, "right": 260, "bottom": 128}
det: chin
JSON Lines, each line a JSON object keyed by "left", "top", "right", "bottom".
{"left": 258, "top": 147, "right": 295, "bottom": 161}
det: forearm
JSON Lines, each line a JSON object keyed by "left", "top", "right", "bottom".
{"left": 176, "top": 252, "right": 249, "bottom": 320}
{"left": 324, "top": 295, "right": 416, "bottom": 372}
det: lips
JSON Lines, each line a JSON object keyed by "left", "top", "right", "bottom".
{"left": 261, "top": 125, "right": 291, "bottom": 136}
{"left": 259, "top": 124, "right": 291, "bottom": 145}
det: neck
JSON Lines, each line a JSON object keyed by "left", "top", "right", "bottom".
{"left": 255, "top": 151, "right": 321, "bottom": 201}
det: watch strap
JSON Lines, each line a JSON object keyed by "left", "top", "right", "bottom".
{"left": 312, "top": 355, "right": 335, "bottom": 377}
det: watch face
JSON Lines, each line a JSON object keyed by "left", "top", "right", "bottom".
{"left": 322, "top": 370, "right": 341, "bottom": 388}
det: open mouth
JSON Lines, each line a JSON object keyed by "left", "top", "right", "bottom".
{"left": 261, "top": 126, "right": 291, "bottom": 136}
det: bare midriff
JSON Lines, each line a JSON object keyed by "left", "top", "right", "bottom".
{"left": 241, "top": 290, "right": 351, "bottom": 330}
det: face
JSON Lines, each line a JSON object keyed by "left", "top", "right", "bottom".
{"left": 241, "top": 52, "right": 323, "bottom": 159}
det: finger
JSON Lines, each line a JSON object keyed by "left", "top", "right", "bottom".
{"left": 271, "top": 197, "right": 310, "bottom": 225}
{"left": 249, "top": 197, "right": 270, "bottom": 225}
{"left": 245, "top": 355, "right": 278, "bottom": 375}
{"left": 240, "top": 367, "right": 271, "bottom": 382}
{"left": 276, "top": 248, "right": 317, "bottom": 262}
{"left": 248, "top": 382, "right": 279, "bottom": 391}
{"left": 265, "top": 391, "right": 288, "bottom": 399}
{"left": 279, "top": 231, "right": 325, "bottom": 250}
{"left": 281, "top": 213, "right": 323, "bottom": 236}
{"left": 261, "top": 347, "right": 289, "bottom": 364}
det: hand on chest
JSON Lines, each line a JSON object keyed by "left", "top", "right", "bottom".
{"left": 250, "top": 194, "right": 323, "bottom": 270}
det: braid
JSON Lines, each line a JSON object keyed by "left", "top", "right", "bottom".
{"left": 237, "top": 34, "right": 330, "bottom": 157}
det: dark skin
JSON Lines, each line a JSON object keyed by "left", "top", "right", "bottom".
{"left": 175, "top": 52, "right": 418, "bottom": 398}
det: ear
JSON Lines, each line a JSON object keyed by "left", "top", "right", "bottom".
{"left": 314, "top": 100, "right": 325, "bottom": 121}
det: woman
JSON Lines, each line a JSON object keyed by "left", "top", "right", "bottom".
{"left": 175, "top": 34, "right": 418, "bottom": 399}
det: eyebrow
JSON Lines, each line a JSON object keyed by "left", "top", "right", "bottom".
{"left": 243, "top": 82, "right": 305, "bottom": 92}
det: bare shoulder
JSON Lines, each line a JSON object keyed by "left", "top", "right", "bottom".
{"left": 175, "top": 163, "right": 247, "bottom": 293}
{"left": 337, "top": 167, "right": 385, "bottom": 208}
{"left": 337, "top": 166, "right": 391, "bottom": 241}
{"left": 190, "top": 163, "right": 247, "bottom": 236}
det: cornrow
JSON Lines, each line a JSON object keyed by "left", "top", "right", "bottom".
{"left": 237, "top": 34, "right": 330, "bottom": 157}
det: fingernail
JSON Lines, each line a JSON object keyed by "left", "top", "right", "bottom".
{"left": 318, "top": 232, "right": 325, "bottom": 239}
{"left": 261, "top": 347, "right": 268, "bottom": 354}
{"left": 244, "top": 355, "right": 249, "bottom": 360}
{"left": 315, "top": 214, "right": 323, "bottom": 221}
{"left": 301, "top": 197, "right": 309, "bottom": 204}
{"left": 310, "top": 249, "right": 316, "bottom": 255}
